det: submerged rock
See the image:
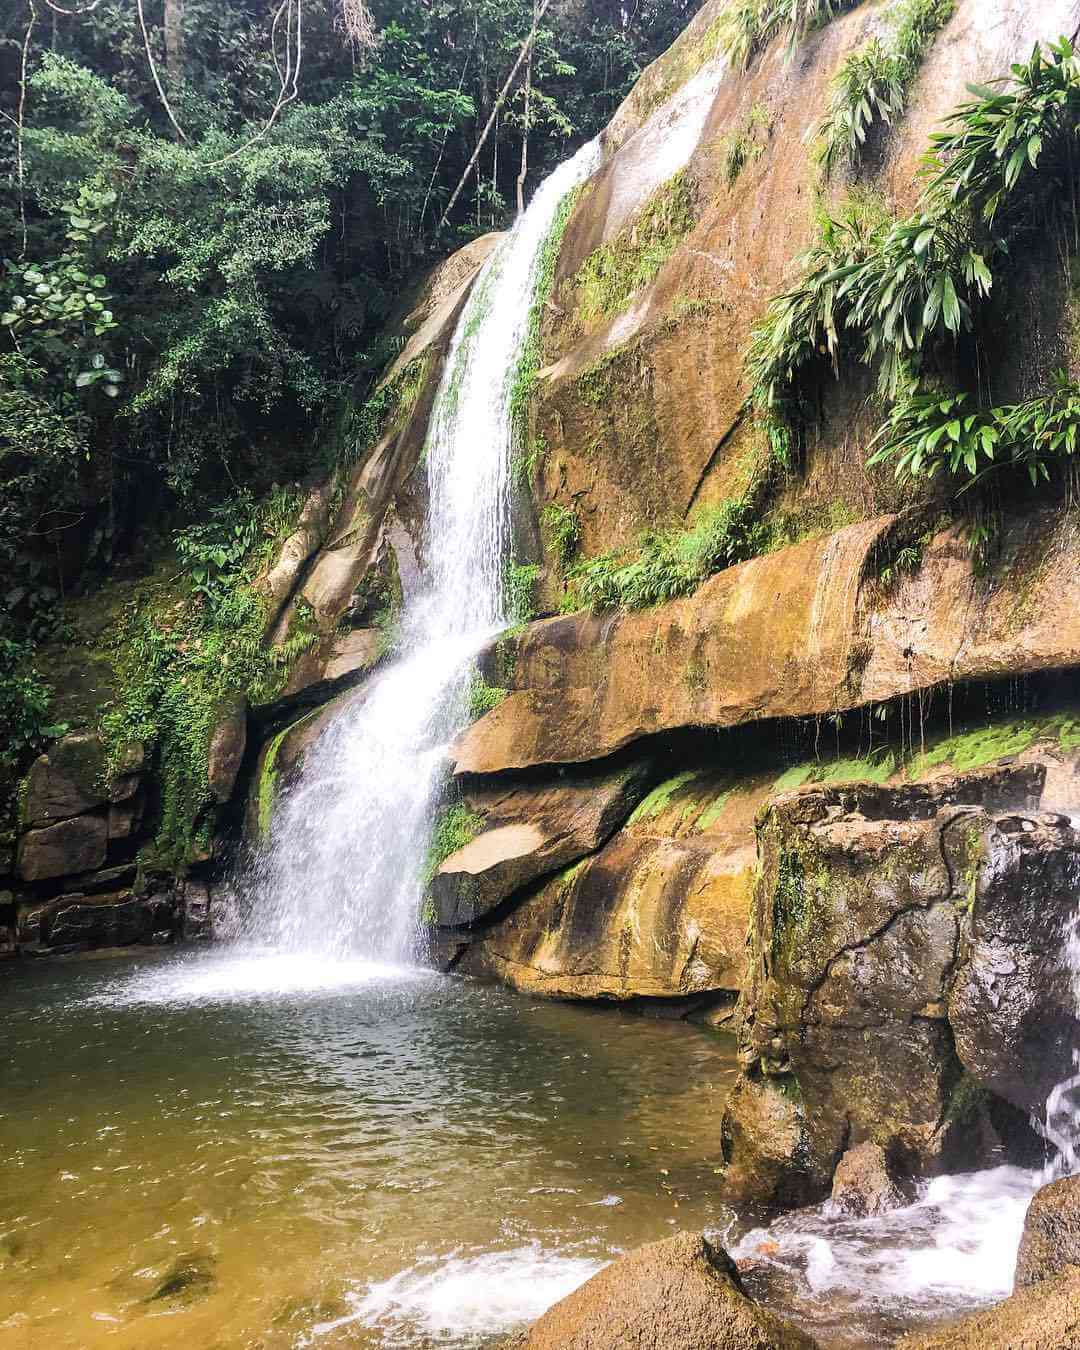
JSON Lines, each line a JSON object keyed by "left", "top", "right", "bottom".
{"left": 146, "top": 1252, "right": 217, "bottom": 1306}
{"left": 1015, "top": 1176, "right": 1080, "bottom": 1291}
{"left": 505, "top": 1231, "right": 817, "bottom": 1349}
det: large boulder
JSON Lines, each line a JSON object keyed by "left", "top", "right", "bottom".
{"left": 505, "top": 1232, "right": 817, "bottom": 1350}
{"left": 431, "top": 759, "right": 653, "bottom": 927}
{"left": 722, "top": 764, "right": 1070, "bottom": 1204}
{"left": 17, "top": 813, "right": 108, "bottom": 882}
{"left": 454, "top": 763, "right": 766, "bottom": 1001}
{"left": 22, "top": 733, "right": 142, "bottom": 826}
{"left": 828, "top": 1142, "right": 910, "bottom": 1218}
{"left": 1015, "top": 1176, "right": 1080, "bottom": 1291}
{"left": 16, "top": 889, "right": 171, "bottom": 954}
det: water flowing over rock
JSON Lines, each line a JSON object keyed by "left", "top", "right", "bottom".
{"left": 235, "top": 140, "right": 602, "bottom": 961}
{"left": 721, "top": 764, "right": 1080, "bottom": 1206}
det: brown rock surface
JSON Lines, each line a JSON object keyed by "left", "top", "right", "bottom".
{"left": 17, "top": 813, "right": 108, "bottom": 882}
{"left": 455, "top": 514, "right": 1080, "bottom": 777}
{"left": 457, "top": 764, "right": 767, "bottom": 1000}
{"left": 1015, "top": 1176, "right": 1080, "bottom": 1291}
{"left": 722, "top": 764, "right": 1073, "bottom": 1204}
{"left": 431, "top": 760, "right": 653, "bottom": 927}
{"left": 506, "top": 1231, "right": 817, "bottom": 1350}
{"left": 829, "top": 1142, "right": 909, "bottom": 1218}
{"left": 895, "top": 1269, "right": 1080, "bottom": 1349}
{"left": 23, "top": 732, "right": 141, "bottom": 825}
{"left": 16, "top": 889, "right": 170, "bottom": 953}
{"left": 206, "top": 696, "right": 247, "bottom": 804}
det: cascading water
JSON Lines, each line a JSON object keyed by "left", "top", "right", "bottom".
{"left": 237, "top": 137, "right": 600, "bottom": 965}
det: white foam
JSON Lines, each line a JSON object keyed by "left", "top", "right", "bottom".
{"left": 307, "top": 1246, "right": 604, "bottom": 1346}
{"left": 86, "top": 950, "right": 421, "bottom": 1006}
{"left": 729, "top": 1164, "right": 1039, "bottom": 1312}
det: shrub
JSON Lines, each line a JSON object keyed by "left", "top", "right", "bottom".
{"left": 868, "top": 372, "right": 1080, "bottom": 484}
{"left": 925, "top": 36, "right": 1080, "bottom": 223}
{"left": 816, "top": 0, "right": 955, "bottom": 178}
{"left": 717, "top": 0, "right": 864, "bottom": 71}
{"left": 566, "top": 496, "right": 769, "bottom": 611}
{"left": 718, "top": 101, "right": 772, "bottom": 188}
{"left": 541, "top": 502, "right": 581, "bottom": 569}
{"left": 466, "top": 671, "right": 509, "bottom": 720}
{"left": 422, "top": 803, "right": 485, "bottom": 886}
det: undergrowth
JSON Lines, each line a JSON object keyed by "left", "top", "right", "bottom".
{"left": 100, "top": 486, "right": 310, "bottom": 873}
{"left": 717, "top": 0, "right": 865, "bottom": 71}
{"left": 422, "top": 802, "right": 485, "bottom": 886}
{"left": 750, "top": 36, "right": 1080, "bottom": 492}
{"left": 816, "top": 0, "right": 955, "bottom": 178}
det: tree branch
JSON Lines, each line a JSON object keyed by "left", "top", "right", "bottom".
{"left": 437, "top": 0, "right": 552, "bottom": 234}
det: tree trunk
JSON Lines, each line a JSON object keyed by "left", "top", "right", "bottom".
{"left": 164, "top": 0, "right": 184, "bottom": 86}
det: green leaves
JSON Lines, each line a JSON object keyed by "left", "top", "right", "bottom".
{"left": 868, "top": 372, "right": 1080, "bottom": 484}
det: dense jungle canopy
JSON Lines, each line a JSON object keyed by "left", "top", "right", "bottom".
{"left": 0, "top": 0, "right": 693, "bottom": 755}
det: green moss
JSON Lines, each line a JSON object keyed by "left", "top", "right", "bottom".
{"left": 505, "top": 562, "right": 540, "bottom": 625}
{"left": 466, "top": 671, "right": 508, "bottom": 721}
{"left": 943, "top": 1070, "right": 989, "bottom": 1127}
{"left": 1060, "top": 718, "right": 1080, "bottom": 751}
{"left": 911, "top": 719, "right": 1042, "bottom": 776}
{"left": 626, "top": 770, "right": 701, "bottom": 826}
{"left": 773, "top": 749, "right": 896, "bottom": 793}
{"left": 575, "top": 171, "right": 696, "bottom": 325}
{"left": 716, "top": 100, "right": 772, "bottom": 189}
{"left": 694, "top": 790, "right": 733, "bottom": 833}
{"left": 509, "top": 184, "right": 583, "bottom": 478}
{"left": 422, "top": 803, "right": 485, "bottom": 886}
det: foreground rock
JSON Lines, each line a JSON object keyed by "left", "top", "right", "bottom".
{"left": 829, "top": 1143, "right": 910, "bottom": 1218}
{"left": 896, "top": 1269, "right": 1080, "bottom": 1348}
{"left": 1015, "top": 1176, "right": 1080, "bottom": 1290}
{"left": 505, "top": 1232, "right": 816, "bottom": 1350}
{"left": 722, "top": 764, "right": 1073, "bottom": 1205}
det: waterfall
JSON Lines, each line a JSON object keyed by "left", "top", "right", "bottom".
{"left": 238, "top": 138, "right": 601, "bottom": 964}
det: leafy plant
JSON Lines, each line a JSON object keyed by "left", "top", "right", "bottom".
{"left": 566, "top": 495, "right": 769, "bottom": 611}
{"left": 717, "top": 0, "right": 864, "bottom": 71}
{"left": 0, "top": 638, "right": 65, "bottom": 773}
{"left": 816, "top": 0, "right": 954, "bottom": 178}
{"left": 717, "top": 101, "right": 772, "bottom": 189}
{"left": 541, "top": 501, "right": 581, "bottom": 569}
{"left": 505, "top": 561, "right": 541, "bottom": 625}
{"left": 869, "top": 373, "right": 1080, "bottom": 485}
{"left": 466, "top": 670, "right": 509, "bottom": 720}
{"left": 924, "top": 36, "right": 1080, "bottom": 223}
{"left": 422, "top": 802, "right": 485, "bottom": 886}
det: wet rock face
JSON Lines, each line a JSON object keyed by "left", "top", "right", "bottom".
{"left": 722, "top": 765, "right": 1078, "bottom": 1205}
{"left": 829, "top": 1142, "right": 911, "bottom": 1218}
{"left": 895, "top": 1268, "right": 1080, "bottom": 1350}
{"left": 15, "top": 889, "right": 177, "bottom": 955}
{"left": 505, "top": 1231, "right": 818, "bottom": 1349}
{"left": 1015, "top": 1176, "right": 1080, "bottom": 1291}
